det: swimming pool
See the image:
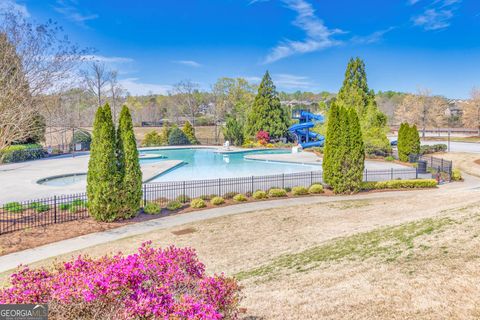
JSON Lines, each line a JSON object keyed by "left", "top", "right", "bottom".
{"left": 142, "top": 148, "right": 321, "bottom": 182}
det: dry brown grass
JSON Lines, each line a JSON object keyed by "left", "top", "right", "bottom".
{"left": 3, "top": 180, "right": 479, "bottom": 319}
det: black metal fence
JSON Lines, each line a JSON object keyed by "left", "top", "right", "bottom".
{"left": 0, "top": 168, "right": 423, "bottom": 235}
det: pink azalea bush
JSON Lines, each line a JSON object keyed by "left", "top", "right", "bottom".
{"left": 0, "top": 242, "right": 241, "bottom": 319}
{"left": 256, "top": 130, "right": 270, "bottom": 145}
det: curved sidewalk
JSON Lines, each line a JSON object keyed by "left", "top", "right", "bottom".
{"left": 0, "top": 177, "right": 477, "bottom": 275}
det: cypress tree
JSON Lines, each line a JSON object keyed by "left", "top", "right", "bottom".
{"left": 410, "top": 124, "right": 421, "bottom": 156}
{"left": 117, "top": 106, "right": 142, "bottom": 218}
{"left": 323, "top": 102, "right": 341, "bottom": 185}
{"left": 87, "top": 104, "right": 122, "bottom": 221}
{"left": 397, "top": 123, "right": 407, "bottom": 162}
{"left": 345, "top": 108, "right": 365, "bottom": 192}
{"left": 245, "top": 71, "right": 289, "bottom": 138}
{"left": 182, "top": 121, "right": 199, "bottom": 144}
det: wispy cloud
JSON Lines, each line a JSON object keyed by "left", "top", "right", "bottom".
{"left": 351, "top": 27, "right": 396, "bottom": 44}
{"left": 118, "top": 78, "right": 172, "bottom": 96}
{"left": 54, "top": 0, "right": 98, "bottom": 27}
{"left": 172, "top": 60, "right": 202, "bottom": 68}
{"left": 0, "top": 0, "right": 30, "bottom": 17}
{"left": 274, "top": 73, "right": 315, "bottom": 89}
{"left": 261, "top": 0, "right": 343, "bottom": 64}
{"left": 82, "top": 55, "right": 134, "bottom": 63}
{"left": 412, "top": 0, "right": 461, "bottom": 31}
{"left": 408, "top": 0, "right": 422, "bottom": 5}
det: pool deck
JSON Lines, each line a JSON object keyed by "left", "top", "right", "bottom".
{"left": 0, "top": 154, "right": 184, "bottom": 203}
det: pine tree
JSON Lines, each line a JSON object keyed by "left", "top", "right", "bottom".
{"left": 168, "top": 127, "right": 190, "bottom": 145}
{"left": 336, "top": 58, "right": 390, "bottom": 156}
{"left": 245, "top": 71, "right": 289, "bottom": 138}
{"left": 87, "top": 104, "right": 122, "bottom": 221}
{"left": 117, "top": 106, "right": 142, "bottom": 218}
{"left": 182, "top": 121, "right": 199, "bottom": 144}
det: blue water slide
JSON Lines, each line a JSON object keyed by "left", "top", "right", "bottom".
{"left": 288, "top": 110, "right": 325, "bottom": 149}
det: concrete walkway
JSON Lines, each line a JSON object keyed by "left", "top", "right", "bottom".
{"left": 0, "top": 176, "right": 477, "bottom": 274}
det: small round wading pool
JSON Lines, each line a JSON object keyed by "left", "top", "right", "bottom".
{"left": 37, "top": 173, "right": 86, "bottom": 187}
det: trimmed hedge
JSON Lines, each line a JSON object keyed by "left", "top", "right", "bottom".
{"left": 0, "top": 144, "right": 45, "bottom": 163}
{"left": 210, "top": 196, "right": 225, "bottom": 205}
{"left": 252, "top": 190, "right": 267, "bottom": 199}
{"left": 190, "top": 198, "right": 206, "bottom": 208}
{"left": 361, "top": 179, "right": 437, "bottom": 190}
{"left": 308, "top": 184, "right": 324, "bottom": 194}
{"left": 451, "top": 169, "right": 463, "bottom": 181}
{"left": 166, "top": 200, "right": 182, "bottom": 211}
{"left": 144, "top": 202, "right": 161, "bottom": 214}
{"left": 292, "top": 186, "right": 308, "bottom": 196}
{"left": 268, "top": 188, "right": 287, "bottom": 197}
{"left": 233, "top": 194, "right": 248, "bottom": 202}
{"left": 420, "top": 144, "right": 447, "bottom": 155}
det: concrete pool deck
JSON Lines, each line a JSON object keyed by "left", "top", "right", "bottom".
{"left": 0, "top": 146, "right": 412, "bottom": 203}
{"left": 0, "top": 154, "right": 184, "bottom": 203}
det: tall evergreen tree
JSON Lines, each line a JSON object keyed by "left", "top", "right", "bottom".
{"left": 397, "top": 123, "right": 407, "bottom": 162}
{"left": 182, "top": 121, "right": 199, "bottom": 144}
{"left": 323, "top": 102, "right": 341, "bottom": 185}
{"left": 345, "top": 108, "right": 365, "bottom": 192}
{"left": 117, "top": 106, "right": 142, "bottom": 218}
{"left": 409, "top": 124, "right": 421, "bottom": 156}
{"left": 245, "top": 71, "right": 289, "bottom": 138}
{"left": 336, "top": 58, "right": 390, "bottom": 156}
{"left": 87, "top": 104, "right": 122, "bottom": 221}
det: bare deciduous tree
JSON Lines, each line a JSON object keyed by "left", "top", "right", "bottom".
{"left": 108, "top": 70, "right": 125, "bottom": 123}
{"left": 82, "top": 62, "right": 110, "bottom": 108}
{"left": 173, "top": 80, "right": 203, "bottom": 126}
{"left": 0, "top": 10, "right": 84, "bottom": 150}
{"left": 462, "top": 87, "right": 480, "bottom": 134}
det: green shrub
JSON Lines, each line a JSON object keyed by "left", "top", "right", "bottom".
{"left": 200, "top": 194, "right": 217, "bottom": 201}
{"left": 168, "top": 127, "right": 190, "bottom": 145}
{"left": 361, "top": 179, "right": 437, "bottom": 190}
{"left": 451, "top": 169, "right": 463, "bottom": 181}
{"left": 252, "top": 190, "right": 267, "bottom": 199}
{"left": 3, "top": 202, "right": 24, "bottom": 213}
{"left": 308, "top": 184, "right": 324, "bottom": 194}
{"left": 59, "top": 203, "right": 71, "bottom": 211}
{"left": 166, "top": 200, "right": 183, "bottom": 211}
{"left": 190, "top": 198, "right": 206, "bottom": 208}
{"left": 420, "top": 144, "right": 448, "bottom": 155}
{"left": 0, "top": 144, "right": 45, "bottom": 163}
{"left": 385, "top": 155, "right": 395, "bottom": 162}
{"left": 176, "top": 195, "right": 191, "bottom": 204}
{"left": 28, "top": 202, "right": 50, "bottom": 213}
{"left": 268, "top": 188, "right": 287, "bottom": 197}
{"left": 284, "top": 187, "right": 292, "bottom": 192}
{"left": 71, "top": 199, "right": 87, "bottom": 207}
{"left": 291, "top": 186, "right": 308, "bottom": 196}
{"left": 182, "top": 121, "right": 199, "bottom": 145}
{"left": 71, "top": 129, "right": 92, "bottom": 149}
{"left": 210, "top": 196, "right": 225, "bottom": 206}
{"left": 223, "top": 192, "right": 238, "bottom": 199}
{"left": 142, "top": 130, "right": 163, "bottom": 147}
{"left": 144, "top": 202, "right": 161, "bottom": 214}
{"left": 233, "top": 194, "right": 248, "bottom": 202}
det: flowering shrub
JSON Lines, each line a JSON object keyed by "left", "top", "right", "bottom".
{"left": 256, "top": 131, "right": 270, "bottom": 145}
{"left": 0, "top": 243, "right": 241, "bottom": 319}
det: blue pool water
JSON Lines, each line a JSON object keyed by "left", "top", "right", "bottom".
{"left": 141, "top": 148, "right": 321, "bottom": 182}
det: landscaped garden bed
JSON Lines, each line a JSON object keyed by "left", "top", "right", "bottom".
{"left": 0, "top": 179, "right": 440, "bottom": 257}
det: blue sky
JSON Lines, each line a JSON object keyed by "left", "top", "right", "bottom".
{"left": 3, "top": 0, "right": 480, "bottom": 98}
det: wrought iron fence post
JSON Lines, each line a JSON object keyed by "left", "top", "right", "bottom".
{"left": 251, "top": 176, "right": 254, "bottom": 193}
{"left": 310, "top": 171, "right": 313, "bottom": 185}
{"left": 183, "top": 181, "right": 186, "bottom": 196}
{"left": 391, "top": 168, "right": 393, "bottom": 180}
{"left": 54, "top": 195, "right": 57, "bottom": 224}
{"left": 143, "top": 184, "right": 147, "bottom": 207}
{"left": 218, "top": 178, "right": 221, "bottom": 196}
{"left": 282, "top": 174, "right": 285, "bottom": 189}
{"left": 365, "top": 169, "right": 368, "bottom": 182}
{"left": 416, "top": 167, "right": 418, "bottom": 179}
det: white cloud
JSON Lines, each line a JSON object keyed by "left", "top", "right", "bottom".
{"left": 82, "top": 55, "right": 134, "bottom": 63}
{"left": 408, "top": 0, "right": 422, "bottom": 5}
{"left": 262, "top": 0, "right": 343, "bottom": 64}
{"left": 172, "top": 60, "right": 202, "bottom": 68}
{"left": 119, "top": 78, "right": 172, "bottom": 96}
{"left": 0, "top": 0, "right": 29, "bottom": 17}
{"left": 351, "top": 27, "right": 396, "bottom": 45}
{"left": 413, "top": 8, "right": 453, "bottom": 30}
{"left": 273, "top": 73, "right": 315, "bottom": 89}
{"left": 412, "top": 0, "right": 461, "bottom": 31}
{"left": 54, "top": 0, "right": 98, "bottom": 27}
